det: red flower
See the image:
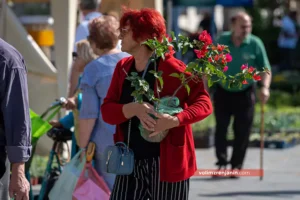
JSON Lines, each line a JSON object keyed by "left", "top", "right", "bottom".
{"left": 198, "top": 30, "right": 212, "bottom": 45}
{"left": 253, "top": 74, "right": 261, "bottom": 81}
{"left": 241, "top": 64, "right": 248, "bottom": 70}
{"left": 225, "top": 54, "right": 232, "bottom": 62}
{"left": 165, "top": 46, "right": 175, "bottom": 56}
{"left": 223, "top": 66, "right": 228, "bottom": 72}
{"left": 194, "top": 49, "right": 206, "bottom": 59}
{"left": 208, "top": 57, "right": 213, "bottom": 63}
{"left": 166, "top": 34, "right": 172, "bottom": 42}
{"left": 217, "top": 44, "right": 225, "bottom": 52}
{"left": 242, "top": 80, "right": 248, "bottom": 84}
{"left": 248, "top": 66, "right": 255, "bottom": 73}
{"left": 214, "top": 55, "right": 219, "bottom": 61}
{"left": 221, "top": 58, "right": 226, "bottom": 64}
{"left": 211, "top": 45, "right": 217, "bottom": 51}
{"left": 201, "top": 45, "right": 208, "bottom": 51}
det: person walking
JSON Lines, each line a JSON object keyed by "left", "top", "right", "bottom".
{"left": 277, "top": 10, "right": 298, "bottom": 71}
{"left": 0, "top": 38, "right": 31, "bottom": 200}
{"left": 211, "top": 12, "right": 272, "bottom": 177}
{"left": 77, "top": 15, "right": 130, "bottom": 190}
{"left": 74, "top": 0, "right": 102, "bottom": 52}
{"left": 101, "top": 7, "right": 213, "bottom": 199}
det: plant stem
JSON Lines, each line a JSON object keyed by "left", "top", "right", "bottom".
{"left": 171, "top": 75, "right": 194, "bottom": 98}
{"left": 166, "top": 75, "right": 196, "bottom": 106}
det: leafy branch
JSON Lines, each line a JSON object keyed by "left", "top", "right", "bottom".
{"left": 126, "top": 30, "right": 270, "bottom": 105}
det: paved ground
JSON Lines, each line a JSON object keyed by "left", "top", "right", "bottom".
{"left": 190, "top": 145, "right": 300, "bottom": 200}
{"left": 33, "top": 145, "right": 300, "bottom": 200}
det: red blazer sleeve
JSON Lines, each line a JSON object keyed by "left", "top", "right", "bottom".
{"left": 101, "top": 60, "right": 128, "bottom": 125}
{"left": 175, "top": 72, "right": 213, "bottom": 126}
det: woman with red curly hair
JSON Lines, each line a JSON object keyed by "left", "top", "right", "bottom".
{"left": 101, "top": 8, "right": 213, "bottom": 199}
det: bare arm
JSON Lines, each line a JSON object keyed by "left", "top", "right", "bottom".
{"left": 260, "top": 71, "right": 272, "bottom": 89}
{"left": 78, "top": 119, "right": 96, "bottom": 148}
{"left": 68, "top": 63, "right": 81, "bottom": 97}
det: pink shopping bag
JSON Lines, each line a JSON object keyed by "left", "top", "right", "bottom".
{"left": 72, "top": 163, "right": 111, "bottom": 200}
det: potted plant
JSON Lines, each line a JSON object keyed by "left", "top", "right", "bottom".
{"left": 126, "top": 31, "right": 269, "bottom": 142}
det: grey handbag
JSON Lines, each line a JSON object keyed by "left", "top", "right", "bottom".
{"left": 103, "top": 56, "right": 154, "bottom": 175}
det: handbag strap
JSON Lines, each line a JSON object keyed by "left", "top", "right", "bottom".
{"left": 127, "top": 55, "right": 155, "bottom": 150}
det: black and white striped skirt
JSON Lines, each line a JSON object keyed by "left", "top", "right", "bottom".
{"left": 110, "top": 157, "right": 190, "bottom": 200}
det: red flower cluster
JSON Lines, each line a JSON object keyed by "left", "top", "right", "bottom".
{"left": 198, "top": 30, "right": 212, "bottom": 45}
{"left": 193, "top": 31, "right": 232, "bottom": 75}
{"left": 241, "top": 65, "right": 261, "bottom": 84}
{"left": 194, "top": 30, "right": 213, "bottom": 59}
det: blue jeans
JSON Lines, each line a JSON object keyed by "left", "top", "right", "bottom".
{"left": 94, "top": 152, "right": 116, "bottom": 191}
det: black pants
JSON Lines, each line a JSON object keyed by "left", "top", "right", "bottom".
{"left": 213, "top": 85, "right": 255, "bottom": 169}
{"left": 110, "top": 157, "right": 190, "bottom": 200}
{"left": 0, "top": 149, "right": 10, "bottom": 200}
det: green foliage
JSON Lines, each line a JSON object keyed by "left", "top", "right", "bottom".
{"left": 264, "top": 90, "right": 300, "bottom": 108}
{"left": 125, "top": 71, "right": 159, "bottom": 103}
{"left": 126, "top": 31, "right": 268, "bottom": 105}
{"left": 192, "top": 103, "right": 300, "bottom": 135}
{"left": 29, "top": 155, "right": 48, "bottom": 178}
{"left": 253, "top": 105, "right": 300, "bottom": 132}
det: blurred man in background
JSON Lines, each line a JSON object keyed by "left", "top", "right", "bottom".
{"left": 209, "top": 12, "right": 272, "bottom": 177}
{"left": 74, "top": 0, "right": 102, "bottom": 52}
{"left": 68, "top": 0, "right": 102, "bottom": 98}
{"left": 277, "top": 10, "right": 299, "bottom": 71}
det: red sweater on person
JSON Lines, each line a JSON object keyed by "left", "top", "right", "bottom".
{"left": 101, "top": 54, "right": 213, "bottom": 182}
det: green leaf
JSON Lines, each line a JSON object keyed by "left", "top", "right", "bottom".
{"left": 171, "top": 31, "right": 176, "bottom": 41}
{"left": 149, "top": 70, "right": 156, "bottom": 75}
{"left": 208, "top": 78, "right": 213, "bottom": 87}
{"left": 177, "top": 42, "right": 183, "bottom": 50}
{"left": 179, "top": 73, "right": 186, "bottom": 83}
{"left": 171, "top": 41, "right": 179, "bottom": 51}
{"left": 186, "top": 62, "right": 197, "bottom": 72}
{"left": 182, "top": 45, "right": 188, "bottom": 55}
{"left": 158, "top": 77, "right": 164, "bottom": 89}
{"left": 161, "top": 52, "right": 165, "bottom": 60}
{"left": 136, "top": 96, "right": 143, "bottom": 103}
{"left": 170, "top": 73, "right": 180, "bottom": 78}
{"left": 184, "top": 84, "right": 191, "bottom": 95}
{"left": 178, "top": 34, "right": 186, "bottom": 40}
{"left": 131, "top": 72, "right": 138, "bottom": 76}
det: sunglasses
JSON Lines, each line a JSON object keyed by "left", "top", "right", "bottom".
{"left": 119, "top": 28, "right": 130, "bottom": 37}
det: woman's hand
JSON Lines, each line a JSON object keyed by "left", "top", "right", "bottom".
{"left": 62, "top": 97, "right": 77, "bottom": 110}
{"left": 149, "top": 113, "right": 179, "bottom": 137}
{"left": 135, "top": 103, "right": 157, "bottom": 131}
{"left": 49, "top": 120, "right": 63, "bottom": 128}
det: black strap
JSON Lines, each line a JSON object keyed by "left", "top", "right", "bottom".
{"left": 127, "top": 54, "right": 156, "bottom": 150}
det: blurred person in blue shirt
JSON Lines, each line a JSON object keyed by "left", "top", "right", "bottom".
{"left": 74, "top": 0, "right": 102, "bottom": 52}
{"left": 277, "top": 10, "right": 299, "bottom": 71}
{"left": 78, "top": 16, "right": 130, "bottom": 190}
{"left": 50, "top": 39, "right": 96, "bottom": 158}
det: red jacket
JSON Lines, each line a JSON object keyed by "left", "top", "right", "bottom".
{"left": 101, "top": 54, "right": 213, "bottom": 182}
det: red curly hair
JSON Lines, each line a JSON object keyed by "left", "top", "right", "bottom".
{"left": 119, "top": 7, "right": 166, "bottom": 42}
